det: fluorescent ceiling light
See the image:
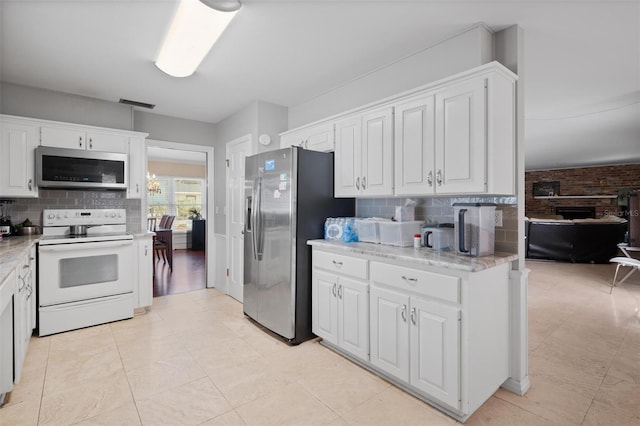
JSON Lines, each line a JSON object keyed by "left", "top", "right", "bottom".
{"left": 155, "top": 0, "right": 240, "bottom": 78}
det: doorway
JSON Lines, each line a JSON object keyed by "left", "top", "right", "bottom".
{"left": 145, "top": 139, "right": 215, "bottom": 294}
{"left": 226, "top": 134, "right": 254, "bottom": 302}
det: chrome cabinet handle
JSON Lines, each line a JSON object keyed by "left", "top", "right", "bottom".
{"left": 362, "top": 176, "right": 367, "bottom": 190}
{"left": 436, "top": 170, "right": 443, "bottom": 186}
{"left": 28, "top": 178, "right": 33, "bottom": 191}
{"left": 144, "top": 245, "right": 148, "bottom": 256}
{"left": 89, "top": 138, "right": 93, "bottom": 149}
{"left": 332, "top": 260, "right": 343, "bottom": 268}
{"left": 305, "top": 140, "right": 309, "bottom": 148}
{"left": 338, "top": 284, "right": 343, "bottom": 299}
{"left": 355, "top": 177, "right": 360, "bottom": 190}
{"left": 401, "top": 304, "right": 407, "bottom": 322}
{"left": 427, "top": 171, "right": 433, "bottom": 187}
{"left": 402, "top": 275, "right": 417, "bottom": 283}
{"left": 136, "top": 183, "right": 140, "bottom": 193}
{"left": 79, "top": 136, "right": 83, "bottom": 148}
{"left": 332, "top": 282, "right": 337, "bottom": 297}
{"left": 410, "top": 307, "right": 416, "bottom": 325}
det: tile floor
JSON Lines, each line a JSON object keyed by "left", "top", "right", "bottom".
{"left": 1, "top": 260, "right": 639, "bottom": 425}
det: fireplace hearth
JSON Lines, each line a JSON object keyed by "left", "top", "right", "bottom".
{"left": 555, "top": 207, "right": 596, "bottom": 220}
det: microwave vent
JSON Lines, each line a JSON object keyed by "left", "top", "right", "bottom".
{"left": 119, "top": 98, "right": 155, "bottom": 109}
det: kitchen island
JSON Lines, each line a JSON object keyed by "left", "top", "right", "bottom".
{"left": 307, "top": 239, "right": 517, "bottom": 423}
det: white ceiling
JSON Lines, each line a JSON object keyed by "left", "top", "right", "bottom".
{"left": 1, "top": 0, "right": 639, "bottom": 170}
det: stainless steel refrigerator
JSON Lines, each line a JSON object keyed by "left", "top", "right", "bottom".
{"left": 243, "top": 147, "right": 354, "bottom": 344}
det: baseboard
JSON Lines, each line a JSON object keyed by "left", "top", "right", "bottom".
{"left": 501, "top": 376, "right": 531, "bottom": 396}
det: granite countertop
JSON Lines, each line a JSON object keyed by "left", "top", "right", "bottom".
{"left": 0, "top": 235, "right": 42, "bottom": 284}
{"left": 307, "top": 239, "right": 518, "bottom": 272}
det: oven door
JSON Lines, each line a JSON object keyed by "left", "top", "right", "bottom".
{"left": 38, "top": 240, "right": 134, "bottom": 306}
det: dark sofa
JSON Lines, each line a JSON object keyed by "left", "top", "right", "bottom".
{"left": 525, "top": 218, "right": 627, "bottom": 263}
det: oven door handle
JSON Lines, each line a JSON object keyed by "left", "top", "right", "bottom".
{"left": 38, "top": 240, "right": 133, "bottom": 252}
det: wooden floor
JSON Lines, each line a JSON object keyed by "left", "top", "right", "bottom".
{"left": 153, "top": 249, "right": 206, "bottom": 297}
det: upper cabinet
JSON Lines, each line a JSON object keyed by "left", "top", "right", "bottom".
{"left": 41, "top": 125, "right": 128, "bottom": 153}
{"left": 395, "top": 67, "right": 515, "bottom": 196}
{"left": 126, "top": 137, "right": 146, "bottom": 199}
{"left": 0, "top": 116, "right": 39, "bottom": 198}
{"left": 285, "top": 62, "right": 517, "bottom": 198}
{"left": 280, "top": 122, "right": 334, "bottom": 152}
{"left": 334, "top": 106, "right": 394, "bottom": 197}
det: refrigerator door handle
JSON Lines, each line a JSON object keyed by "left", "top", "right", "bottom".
{"left": 250, "top": 178, "right": 259, "bottom": 260}
{"left": 255, "top": 175, "right": 264, "bottom": 261}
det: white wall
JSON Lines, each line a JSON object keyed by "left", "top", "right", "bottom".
{"left": 0, "top": 82, "right": 133, "bottom": 129}
{"left": 288, "top": 24, "right": 494, "bottom": 128}
{"left": 256, "top": 101, "right": 288, "bottom": 154}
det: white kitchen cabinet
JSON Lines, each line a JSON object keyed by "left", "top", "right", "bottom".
{"left": 127, "top": 136, "right": 146, "bottom": 199}
{"left": 370, "top": 285, "right": 410, "bottom": 380}
{"left": 334, "top": 106, "right": 393, "bottom": 197}
{"left": 0, "top": 270, "right": 16, "bottom": 401}
{"left": 310, "top": 242, "right": 511, "bottom": 422}
{"left": 134, "top": 234, "right": 154, "bottom": 308}
{"left": 0, "top": 116, "right": 39, "bottom": 198}
{"left": 280, "top": 122, "right": 334, "bottom": 152}
{"left": 41, "top": 125, "right": 128, "bottom": 153}
{"left": 14, "top": 248, "right": 36, "bottom": 383}
{"left": 312, "top": 251, "right": 369, "bottom": 361}
{"left": 395, "top": 65, "right": 515, "bottom": 196}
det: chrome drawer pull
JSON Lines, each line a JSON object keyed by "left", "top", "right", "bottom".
{"left": 332, "top": 260, "right": 343, "bottom": 268}
{"left": 402, "top": 275, "right": 417, "bottom": 283}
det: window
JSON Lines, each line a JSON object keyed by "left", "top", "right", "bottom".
{"left": 148, "top": 177, "right": 205, "bottom": 231}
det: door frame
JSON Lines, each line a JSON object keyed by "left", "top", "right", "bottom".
{"left": 225, "top": 134, "right": 254, "bottom": 298}
{"left": 146, "top": 139, "right": 215, "bottom": 288}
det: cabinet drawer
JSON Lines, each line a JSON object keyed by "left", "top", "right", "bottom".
{"left": 314, "top": 251, "right": 368, "bottom": 280}
{"left": 371, "top": 262, "right": 459, "bottom": 303}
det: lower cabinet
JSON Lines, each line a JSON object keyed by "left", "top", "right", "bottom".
{"left": 311, "top": 245, "right": 510, "bottom": 422}
{"left": 14, "top": 246, "right": 36, "bottom": 384}
{"left": 0, "top": 270, "right": 16, "bottom": 401}
{"left": 134, "top": 235, "right": 154, "bottom": 308}
{"left": 313, "top": 271, "right": 369, "bottom": 362}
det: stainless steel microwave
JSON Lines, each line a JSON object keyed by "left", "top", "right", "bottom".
{"left": 36, "top": 146, "right": 128, "bottom": 190}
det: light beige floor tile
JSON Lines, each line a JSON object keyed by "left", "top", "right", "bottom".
{"left": 199, "top": 409, "right": 247, "bottom": 426}
{"left": 48, "top": 324, "right": 115, "bottom": 353}
{"left": 298, "top": 358, "right": 390, "bottom": 416}
{"left": 179, "top": 322, "right": 238, "bottom": 353}
{"left": 188, "top": 336, "right": 262, "bottom": 377}
{"left": 527, "top": 353, "right": 603, "bottom": 399}
{"left": 238, "top": 329, "right": 291, "bottom": 356}
{"left": 582, "top": 400, "right": 640, "bottom": 425}
{"left": 494, "top": 373, "right": 594, "bottom": 425}
{"left": 465, "top": 396, "right": 555, "bottom": 426}
{"left": 38, "top": 369, "right": 133, "bottom": 425}
{"left": 21, "top": 337, "right": 50, "bottom": 373}
{"left": 43, "top": 347, "right": 124, "bottom": 396}
{"left": 340, "top": 385, "right": 456, "bottom": 425}
{"left": 2, "top": 366, "right": 45, "bottom": 407}
{"left": 137, "top": 377, "right": 232, "bottom": 426}
{"left": 208, "top": 358, "right": 293, "bottom": 408}
{"left": 73, "top": 401, "right": 142, "bottom": 426}
{"left": 0, "top": 397, "right": 40, "bottom": 426}
{"left": 592, "top": 375, "right": 640, "bottom": 418}
{"left": 116, "top": 332, "right": 187, "bottom": 372}
{"left": 126, "top": 352, "right": 206, "bottom": 400}
{"left": 236, "top": 382, "right": 338, "bottom": 426}
{"left": 606, "top": 338, "right": 640, "bottom": 384}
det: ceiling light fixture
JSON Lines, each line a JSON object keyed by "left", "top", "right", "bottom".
{"left": 155, "top": 0, "right": 241, "bottom": 78}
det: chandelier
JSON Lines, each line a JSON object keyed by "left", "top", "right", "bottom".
{"left": 147, "top": 172, "right": 162, "bottom": 194}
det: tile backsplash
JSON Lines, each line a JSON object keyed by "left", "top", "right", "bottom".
{"left": 8, "top": 189, "right": 142, "bottom": 232}
{"left": 356, "top": 196, "right": 518, "bottom": 254}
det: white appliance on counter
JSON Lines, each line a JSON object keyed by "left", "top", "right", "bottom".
{"left": 38, "top": 208, "right": 134, "bottom": 336}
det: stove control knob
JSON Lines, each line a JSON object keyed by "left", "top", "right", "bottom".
{"left": 47, "top": 213, "right": 55, "bottom": 220}
{"left": 111, "top": 212, "right": 117, "bottom": 218}
{"left": 56, "top": 214, "right": 61, "bottom": 219}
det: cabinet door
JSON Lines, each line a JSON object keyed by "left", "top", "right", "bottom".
{"left": 280, "top": 130, "right": 305, "bottom": 149}
{"left": 86, "top": 131, "right": 128, "bottom": 153}
{"left": 305, "top": 123, "right": 335, "bottom": 152}
{"left": 41, "top": 126, "right": 86, "bottom": 149}
{"left": 410, "top": 297, "right": 461, "bottom": 409}
{"left": 0, "top": 121, "right": 39, "bottom": 197}
{"left": 434, "top": 78, "right": 486, "bottom": 194}
{"left": 312, "top": 270, "right": 338, "bottom": 345}
{"left": 361, "top": 107, "right": 393, "bottom": 196}
{"left": 370, "top": 286, "right": 409, "bottom": 381}
{"left": 334, "top": 116, "right": 362, "bottom": 197}
{"left": 394, "top": 95, "right": 435, "bottom": 196}
{"left": 137, "top": 236, "right": 153, "bottom": 308}
{"left": 127, "top": 137, "right": 146, "bottom": 199}
{"left": 338, "top": 277, "right": 369, "bottom": 361}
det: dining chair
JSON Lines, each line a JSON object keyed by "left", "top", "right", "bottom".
{"left": 154, "top": 215, "right": 175, "bottom": 265}
{"left": 609, "top": 243, "right": 640, "bottom": 294}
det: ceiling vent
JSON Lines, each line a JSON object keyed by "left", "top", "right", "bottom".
{"left": 119, "top": 98, "right": 155, "bottom": 109}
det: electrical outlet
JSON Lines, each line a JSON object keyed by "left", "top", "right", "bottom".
{"left": 495, "top": 210, "right": 503, "bottom": 227}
